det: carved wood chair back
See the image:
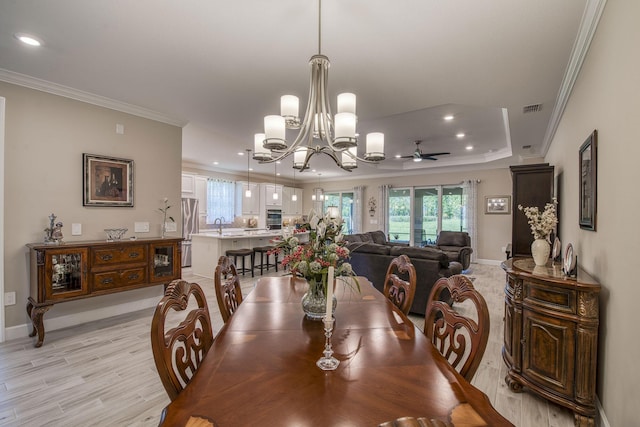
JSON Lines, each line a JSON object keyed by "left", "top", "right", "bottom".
{"left": 423, "top": 275, "right": 490, "bottom": 381}
{"left": 383, "top": 254, "right": 417, "bottom": 315}
{"left": 150, "top": 279, "right": 214, "bottom": 401}
{"left": 214, "top": 255, "right": 244, "bottom": 323}
{"left": 378, "top": 416, "right": 452, "bottom": 427}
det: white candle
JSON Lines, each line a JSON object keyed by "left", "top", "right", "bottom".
{"left": 326, "top": 266, "right": 334, "bottom": 320}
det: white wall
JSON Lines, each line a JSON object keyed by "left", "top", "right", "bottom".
{"left": 1, "top": 82, "right": 182, "bottom": 332}
{"left": 544, "top": 1, "right": 640, "bottom": 424}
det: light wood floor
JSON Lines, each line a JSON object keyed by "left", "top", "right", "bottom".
{"left": 0, "top": 264, "right": 575, "bottom": 426}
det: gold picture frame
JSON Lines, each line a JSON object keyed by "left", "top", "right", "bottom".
{"left": 83, "top": 153, "right": 134, "bottom": 207}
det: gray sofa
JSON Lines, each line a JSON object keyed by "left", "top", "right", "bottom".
{"left": 344, "top": 231, "right": 462, "bottom": 315}
{"left": 426, "top": 231, "right": 473, "bottom": 271}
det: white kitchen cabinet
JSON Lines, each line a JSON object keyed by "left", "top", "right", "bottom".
{"left": 282, "top": 187, "right": 304, "bottom": 215}
{"left": 195, "top": 176, "right": 208, "bottom": 218}
{"left": 262, "top": 184, "right": 283, "bottom": 207}
{"left": 181, "top": 173, "right": 195, "bottom": 195}
{"left": 237, "top": 182, "right": 260, "bottom": 215}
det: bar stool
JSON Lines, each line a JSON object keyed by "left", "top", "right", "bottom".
{"left": 253, "top": 246, "right": 278, "bottom": 275}
{"left": 225, "top": 248, "right": 254, "bottom": 277}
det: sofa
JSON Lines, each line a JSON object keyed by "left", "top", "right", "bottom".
{"left": 426, "top": 231, "right": 473, "bottom": 270}
{"left": 344, "top": 231, "right": 462, "bottom": 315}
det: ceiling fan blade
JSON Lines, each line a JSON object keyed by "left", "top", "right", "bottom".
{"left": 419, "top": 152, "right": 450, "bottom": 158}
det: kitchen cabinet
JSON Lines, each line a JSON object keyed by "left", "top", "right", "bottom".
{"left": 282, "top": 186, "right": 303, "bottom": 215}
{"left": 501, "top": 258, "right": 600, "bottom": 426}
{"left": 26, "top": 238, "right": 182, "bottom": 347}
{"left": 237, "top": 182, "right": 260, "bottom": 215}
{"left": 195, "top": 175, "right": 208, "bottom": 218}
{"left": 262, "top": 183, "right": 283, "bottom": 207}
{"left": 181, "top": 173, "right": 195, "bottom": 195}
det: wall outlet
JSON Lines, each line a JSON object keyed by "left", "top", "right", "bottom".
{"left": 135, "top": 222, "right": 150, "bottom": 233}
{"left": 4, "top": 292, "right": 16, "bottom": 306}
{"left": 164, "top": 222, "right": 177, "bottom": 232}
{"left": 71, "top": 223, "right": 82, "bottom": 235}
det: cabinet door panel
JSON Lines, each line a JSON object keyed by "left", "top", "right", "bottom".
{"left": 523, "top": 310, "right": 575, "bottom": 396}
{"left": 44, "top": 248, "right": 89, "bottom": 301}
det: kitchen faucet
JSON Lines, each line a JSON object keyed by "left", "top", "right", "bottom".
{"left": 214, "top": 217, "right": 225, "bottom": 234}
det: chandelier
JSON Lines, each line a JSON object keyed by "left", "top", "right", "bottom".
{"left": 253, "top": 0, "right": 385, "bottom": 172}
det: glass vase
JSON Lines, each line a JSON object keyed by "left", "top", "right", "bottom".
{"left": 531, "top": 238, "right": 551, "bottom": 266}
{"left": 301, "top": 277, "right": 337, "bottom": 321}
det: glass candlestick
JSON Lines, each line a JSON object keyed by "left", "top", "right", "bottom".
{"left": 316, "top": 317, "right": 339, "bottom": 371}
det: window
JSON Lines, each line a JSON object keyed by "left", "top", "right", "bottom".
{"left": 206, "top": 179, "right": 235, "bottom": 224}
{"left": 323, "top": 191, "right": 355, "bottom": 234}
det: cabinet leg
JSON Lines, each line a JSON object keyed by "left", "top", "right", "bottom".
{"left": 26, "top": 298, "right": 52, "bottom": 348}
{"left": 574, "top": 414, "right": 595, "bottom": 427}
{"left": 505, "top": 372, "right": 523, "bottom": 392}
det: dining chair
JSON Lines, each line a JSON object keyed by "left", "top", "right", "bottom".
{"left": 214, "top": 255, "right": 243, "bottom": 323}
{"left": 423, "top": 275, "right": 490, "bottom": 382}
{"left": 382, "top": 254, "right": 417, "bottom": 315}
{"left": 378, "top": 416, "right": 452, "bottom": 427}
{"left": 150, "top": 279, "right": 214, "bottom": 401}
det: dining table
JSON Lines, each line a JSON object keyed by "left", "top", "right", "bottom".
{"left": 159, "top": 275, "right": 513, "bottom": 426}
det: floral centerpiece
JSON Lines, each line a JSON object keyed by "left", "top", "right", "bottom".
{"left": 518, "top": 200, "right": 558, "bottom": 265}
{"left": 274, "top": 209, "right": 359, "bottom": 320}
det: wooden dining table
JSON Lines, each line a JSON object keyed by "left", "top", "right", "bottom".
{"left": 159, "top": 276, "right": 513, "bottom": 426}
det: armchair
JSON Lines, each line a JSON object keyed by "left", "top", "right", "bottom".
{"left": 430, "top": 231, "right": 473, "bottom": 270}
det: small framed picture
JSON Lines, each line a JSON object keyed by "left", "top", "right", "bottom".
{"left": 579, "top": 130, "right": 597, "bottom": 230}
{"left": 485, "top": 195, "right": 511, "bottom": 214}
{"left": 83, "top": 154, "right": 134, "bottom": 207}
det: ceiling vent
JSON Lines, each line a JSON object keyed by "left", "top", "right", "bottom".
{"left": 523, "top": 103, "right": 543, "bottom": 114}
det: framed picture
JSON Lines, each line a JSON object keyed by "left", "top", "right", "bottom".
{"left": 579, "top": 130, "right": 597, "bottom": 230}
{"left": 83, "top": 154, "right": 134, "bottom": 207}
{"left": 485, "top": 195, "right": 511, "bottom": 214}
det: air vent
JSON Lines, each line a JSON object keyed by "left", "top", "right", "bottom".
{"left": 523, "top": 104, "right": 543, "bottom": 114}
{"left": 522, "top": 145, "right": 532, "bottom": 149}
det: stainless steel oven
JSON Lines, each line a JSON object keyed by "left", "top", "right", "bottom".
{"left": 266, "top": 209, "right": 282, "bottom": 230}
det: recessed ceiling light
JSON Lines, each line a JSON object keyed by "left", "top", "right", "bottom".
{"left": 466, "top": 145, "right": 473, "bottom": 150}
{"left": 456, "top": 133, "right": 465, "bottom": 138}
{"left": 14, "top": 33, "right": 42, "bottom": 46}
{"left": 395, "top": 154, "right": 402, "bottom": 159}
{"left": 444, "top": 115, "right": 454, "bottom": 121}
{"left": 249, "top": 168, "right": 253, "bottom": 171}
{"left": 276, "top": 173, "right": 281, "bottom": 176}
{"left": 213, "top": 161, "right": 219, "bottom": 165}
{"left": 238, "top": 152, "right": 244, "bottom": 156}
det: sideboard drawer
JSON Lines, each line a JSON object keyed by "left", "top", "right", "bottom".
{"left": 92, "top": 267, "right": 147, "bottom": 291}
{"left": 91, "top": 245, "right": 147, "bottom": 266}
{"left": 524, "top": 279, "right": 576, "bottom": 314}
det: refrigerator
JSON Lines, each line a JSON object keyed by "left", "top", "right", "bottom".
{"left": 181, "top": 198, "right": 199, "bottom": 267}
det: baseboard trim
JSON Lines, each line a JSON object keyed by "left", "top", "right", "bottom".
{"left": 473, "top": 259, "right": 503, "bottom": 266}
{"left": 597, "top": 396, "right": 610, "bottom": 427}
{"left": 4, "top": 295, "right": 161, "bottom": 342}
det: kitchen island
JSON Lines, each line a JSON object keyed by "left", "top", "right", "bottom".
{"left": 191, "top": 229, "right": 286, "bottom": 278}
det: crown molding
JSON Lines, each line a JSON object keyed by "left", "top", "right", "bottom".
{"left": 541, "top": 0, "right": 608, "bottom": 154}
{"left": 0, "top": 68, "right": 188, "bottom": 128}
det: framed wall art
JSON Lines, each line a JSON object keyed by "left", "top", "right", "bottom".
{"left": 485, "top": 195, "right": 511, "bottom": 214}
{"left": 83, "top": 153, "right": 134, "bottom": 207}
{"left": 579, "top": 130, "right": 597, "bottom": 230}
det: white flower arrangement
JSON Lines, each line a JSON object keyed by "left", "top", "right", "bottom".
{"left": 518, "top": 200, "right": 558, "bottom": 242}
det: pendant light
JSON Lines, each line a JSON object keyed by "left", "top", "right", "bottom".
{"left": 245, "top": 149, "right": 252, "bottom": 198}
{"left": 273, "top": 163, "right": 279, "bottom": 200}
{"left": 291, "top": 159, "right": 298, "bottom": 202}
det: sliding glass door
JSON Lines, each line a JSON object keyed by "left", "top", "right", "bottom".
{"left": 323, "top": 191, "right": 355, "bottom": 234}
{"left": 387, "top": 185, "right": 467, "bottom": 246}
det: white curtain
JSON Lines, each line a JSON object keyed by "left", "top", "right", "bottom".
{"left": 352, "top": 186, "right": 365, "bottom": 233}
{"left": 378, "top": 184, "right": 390, "bottom": 234}
{"left": 206, "top": 179, "right": 235, "bottom": 224}
{"left": 462, "top": 180, "right": 478, "bottom": 263}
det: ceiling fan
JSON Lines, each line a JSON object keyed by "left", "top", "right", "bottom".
{"left": 400, "top": 140, "right": 450, "bottom": 162}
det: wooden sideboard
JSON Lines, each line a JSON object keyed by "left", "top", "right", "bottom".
{"left": 26, "top": 238, "right": 182, "bottom": 347}
{"left": 501, "top": 258, "right": 600, "bottom": 427}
